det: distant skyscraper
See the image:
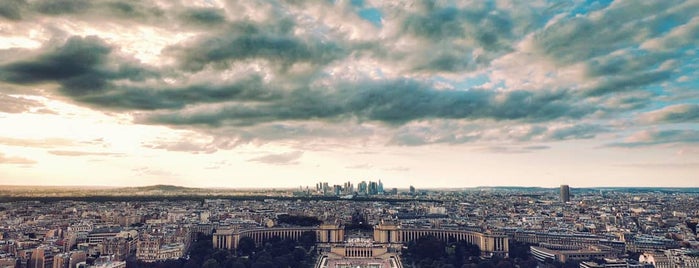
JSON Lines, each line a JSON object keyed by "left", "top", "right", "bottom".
{"left": 560, "top": 185, "right": 570, "bottom": 202}
{"left": 358, "top": 181, "right": 368, "bottom": 195}
{"left": 368, "top": 181, "right": 378, "bottom": 195}
{"left": 322, "top": 182, "right": 330, "bottom": 195}
{"left": 378, "top": 180, "right": 384, "bottom": 194}
{"left": 333, "top": 185, "right": 342, "bottom": 196}
{"left": 343, "top": 181, "right": 354, "bottom": 194}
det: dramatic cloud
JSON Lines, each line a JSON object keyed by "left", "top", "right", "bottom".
{"left": 0, "top": 1, "right": 693, "bottom": 152}
{"left": 0, "top": 0, "right": 697, "bottom": 187}
{"left": 0, "top": 36, "right": 157, "bottom": 103}
{"left": 179, "top": 8, "right": 227, "bottom": 26}
{"left": 397, "top": 1, "right": 525, "bottom": 72}
{"left": 0, "top": 0, "right": 23, "bottom": 21}
{"left": 168, "top": 20, "right": 348, "bottom": 72}
{"left": 641, "top": 104, "right": 699, "bottom": 124}
{"left": 141, "top": 80, "right": 594, "bottom": 129}
{"left": 531, "top": 0, "right": 698, "bottom": 96}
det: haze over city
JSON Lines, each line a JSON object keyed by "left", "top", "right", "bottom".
{"left": 0, "top": 0, "right": 698, "bottom": 188}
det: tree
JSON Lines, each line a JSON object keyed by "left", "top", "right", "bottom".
{"left": 508, "top": 241, "right": 531, "bottom": 259}
{"left": 477, "top": 261, "right": 495, "bottom": 268}
{"left": 211, "top": 249, "right": 230, "bottom": 264}
{"left": 238, "top": 236, "right": 256, "bottom": 256}
{"left": 276, "top": 214, "right": 322, "bottom": 226}
{"left": 293, "top": 248, "right": 306, "bottom": 262}
{"left": 202, "top": 258, "right": 220, "bottom": 268}
{"left": 496, "top": 260, "right": 514, "bottom": 268}
{"left": 231, "top": 260, "right": 247, "bottom": 268}
{"left": 299, "top": 231, "right": 316, "bottom": 250}
{"left": 412, "top": 235, "right": 446, "bottom": 260}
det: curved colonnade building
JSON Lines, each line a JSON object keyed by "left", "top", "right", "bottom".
{"left": 213, "top": 222, "right": 509, "bottom": 257}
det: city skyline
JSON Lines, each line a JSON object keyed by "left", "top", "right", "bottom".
{"left": 1, "top": 0, "right": 698, "bottom": 188}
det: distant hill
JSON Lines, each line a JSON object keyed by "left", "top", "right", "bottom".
{"left": 124, "top": 184, "right": 197, "bottom": 192}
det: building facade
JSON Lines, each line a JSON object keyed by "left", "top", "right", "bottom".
{"left": 213, "top": 222, "right": 509, "bottom": 257}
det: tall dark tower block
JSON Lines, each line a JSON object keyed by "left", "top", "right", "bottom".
{"left": 560, "top": 185, "right": 570, "bottom": 202}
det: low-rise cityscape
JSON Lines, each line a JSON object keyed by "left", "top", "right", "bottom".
{"left": 0, "top": 184, "right": 697, "bottom": 268}
{"left": 2, "top": 0, "right": 697, "bottom": 267}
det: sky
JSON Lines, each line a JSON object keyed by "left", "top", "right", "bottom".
{"left": 0, "top": 0, "right": 698, "bottom": 188}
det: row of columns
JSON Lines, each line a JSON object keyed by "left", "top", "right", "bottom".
{"left": 491, "top": 236, "right": 508, "bottom": 252}
{"left": 241, "top": 229, "right": 309, "bottom": 247}
{"left": 214, "top": 228, "right": 316, "bottom": 250}
{"left": 317, "top": 227, "right": 344, "bottom": 243}
{"left": 344, "top": 247, "right": 373, "bottom": 258}
{"left": 401, "top": 229, "right": 480, "bottom": 246}
{"left": 216, "top": 227, "right": 508, "bottom": 253}
{"left": 214, "top": 235, "right": 229, "bottom": 249}
{"left": 397, "top": 229, "right": 508, "bottom": 253}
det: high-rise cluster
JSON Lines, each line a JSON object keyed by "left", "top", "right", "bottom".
{"left": 314, "top": 180, "right": 390, "bottom": 196}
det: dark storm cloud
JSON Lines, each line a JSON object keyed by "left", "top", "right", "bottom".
{"left": 398, "top": 2, "right": 529, "bottom": 72}
{"left": 99, "top": 1, "right": 164, "bottom": 20}
{"left": 180, "top": 8, "right": 227, "bottom": 25}
{"left": 143, "top": 79, "right": 593, "bottom": 127}
{"left": 34, "top": 0, "right": 90, "bottom": 15}
{"left": 533, "top": 1, "right": 681, "bottom": 66}
{"left": 0, "top": 0, "right": 24, "bottom": 20}
{"left": 1, "top": 36, "right": 111, "bottom": 84}
{"left": 0, "top": 36, "right": 156, "bottom": 98}
{"left": 79, "top": 76, "right": 276, "bottom": 110}
{"left": 403, "top": 6, "right": 466, "bottom": 40}
{"left": 0, "top": 0, "right": 170, "bottom": 25}
{"left": 0, "top": 36, "right": 280, "bottom": 111}
{"left": 0, "top": 36, "right": 292, "bottom": 110}
{"left": 403, "top": 3, "right": 513, "bottom": 50}
{"left": 169, "top": 20, "right": 347, "bottom": 72}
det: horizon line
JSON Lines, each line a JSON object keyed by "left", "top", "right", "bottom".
{"left": 1, "top": 184, "right": 698, "bottom": 190}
